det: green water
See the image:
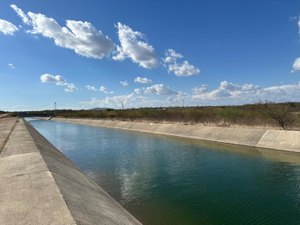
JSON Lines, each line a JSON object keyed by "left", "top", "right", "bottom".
{"left": 29, "top": 119, "right": 300, "bottom": 225}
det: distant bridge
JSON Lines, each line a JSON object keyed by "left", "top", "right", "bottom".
{"left": 17, "top": 111, "right": 55, "bottom": 118}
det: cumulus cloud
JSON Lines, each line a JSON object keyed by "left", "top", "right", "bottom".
{"left": 0, "top": 19, "right": 18, "bottom": 35}
{"left": 8, "top": 63, "right": 15, "bottom": 69}
{"left": 80, "top": 80, "right": 300, "bottom": 108}
{"left": 10, "top": 5, "right": 200, "bottom": 74}
{"left": 64, "top": 83, "right": 77, "bottom": 93}
{"left": 192, "top": 81, "right": 260, "bottom": 101}
{"left": 40, "top": 74, "right": 66, "bottom": 84}
{"left": 144, "top": 84, "right": 177, "bottom": 95}
{"left": 134, "top": 84, "right": 177, "bottom": 95}
{"left": 163, "top": 49, "right": 183, "bottom": 63}
{"left": 11, "top": 5, "right": 115, "bottom": 59}
{"left": 120, "top": 80, "right": 129, "bottom": 86}
{"left": 298, "top": 17, "right": 300, "bottom": 35}
{"left": 113, "top": 22, "right": 158, "bottom": 69}
{"left": 192, "top": 84, "right": 208, "bottom": 95}
{"left": 80, "top": 94, "right": 167, "bottom": 109}
{"left": 133, "top": 88, "right": 142, "bottom": 95}
{"left": 100, "top": 86, "right": 114, "bottom": 94}
{"left": 85, "top": 85, "right": 113, "bottom": 94}
{"left": 191, "top": 81, "right": 300, "bottom": 105}
{"left": 134, "top": 76, "right": 152, "bottom": 84}
{"left": 168, "top": 61, "right": 200, "bottom": 76}
{"left": 168, "top": 81, "right": 300, "bottom": 106}
{"left": 163, "top": 49, "right": 200, "bottom": 76}
{"left": 40, "top": 73, "right": 77, "bottom": 92}
{"left": 292, "top": 57, "right": 300, "bottom": 72}
{"left": 10, "top": 4, "right": 30, "bottom": 25}
{"left": 292, "top": 18, "right": 300, "bottom": 72}
{"left": 85, "top": 85, "right": 98, "bottom": 91}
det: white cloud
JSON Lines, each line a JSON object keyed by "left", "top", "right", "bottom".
{"left": 100, "top": 85, "right": 114, "bottom": 94}
{"left": 292, "top": 57, "right": 300, "bottom": 72}
{"left": 192, "top": 84, "right": 208, "bottom": 94}
{"left": 11, "top": 5, "right": 115, "bottom": 59}
{"left": 0, "top": 19, "right": 18, "bottom": 35}
{"left": 113, "top": 22, "right": 158, "bottom": 69}
{"left": 134, "top": 76, "right": 152, "bottom": 84}
{"left": 135, "top": 84, "right": 177, "bottom": 95}
{"left": 133, "top": 88, "right": 143, "bottom": 95}
{"left": 85, "top": 85, "right": 98, "bottom": 91}
{"left": 191, "top": 81, "right": 299, "bottom": 104}
{"left": 163, "top": 49, "right": 200, "bottom": 76}
{"left": 191, "top": 81, "right": 260, "bottom": 101}
{"left": 120, "top": 80, "right": 129, "bottom": 86}
{"left": 168, "top": 61, "right": 200, "bottom": 76}
{"left": 64, "top": 83, "right": 77, "bottom": 93}
{"left": 85, "top": 85, "right": 113, "bottom": 94}
{"left": 80, "top": 80, "right": 300, "bottom": 108}
{"left": 162, "top": 49, "right": 183, "bottom": 64}
{"left": 40, "top": 73, "right": 77, "bottom": 92}
{"left": 291, "top": 18, "right": 300, "bottom": 72}
{"left": 8, "top": 63, "right": 15, "bottom": 69}
{"left": 298, "top": 17, "right": 300, "bottom": 35}
{"left": 80, "top": 94, "right": 167, "bottom": 109}
{"left": 168, "top": 81, "right": 300, "bottom": 106}
{"left": 40, "top": 73, "right": 66, "bottom": 84}
{"left": 219, "top": 81, "right": 259, "bottom": 92}
{"left": 10, "top": 4, "right": 31, "bottom": 25}
{"left": 144, "top": 84, "right": 177, "bottom": 95}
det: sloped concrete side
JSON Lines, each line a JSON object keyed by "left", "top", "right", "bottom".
{"left": 0, "top": 118, "right": 142, "bottom": 225}
{"left": 53, "top": 118, "right": 300, "bottom": 152}
{"left": 256, "top": 130, "right": 300, "bottom": 152}
{"left": 53, "top": 118, "right": 266, "bottom": 147}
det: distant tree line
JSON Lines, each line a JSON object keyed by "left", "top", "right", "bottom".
{"left": 8, "top": 102, "right": 300, "bottom": 130}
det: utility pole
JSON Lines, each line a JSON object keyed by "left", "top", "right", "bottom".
{"left": 54, "top": 102, "right": 56, "bottom": 117}
{"left": 121, "top": 100, "right": 124, "bottom": 110}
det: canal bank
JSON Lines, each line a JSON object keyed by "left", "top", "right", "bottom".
{"left": 51, "top": 118, "right": 300, "bottom": 152}
{"left": 0, "top": 118, "right": 142, "bottom": 225}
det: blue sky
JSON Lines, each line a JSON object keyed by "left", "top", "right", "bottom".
{"left": 0, "top": 0, "right": 300, "bottom": 111}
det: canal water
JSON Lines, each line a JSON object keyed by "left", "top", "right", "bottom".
{"left": 28, "top": 119, "right": 300, "bottom": 225}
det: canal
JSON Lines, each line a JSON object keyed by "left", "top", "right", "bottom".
{"left": 28, "top": 119, "right": 300, "bottom": 225}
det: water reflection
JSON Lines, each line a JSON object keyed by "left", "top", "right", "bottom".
{"left": 159, "top": 134, "right": 300, "bottom": 164}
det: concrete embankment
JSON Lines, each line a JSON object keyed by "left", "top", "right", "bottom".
{"left": 0, "top": 117, "right": 17, "bottom": 152}
{"left": 0, "top": 118, "right": 142, "bottom": 225}
{"left": 52, "top": 118, "right": 300, "bottom": 152}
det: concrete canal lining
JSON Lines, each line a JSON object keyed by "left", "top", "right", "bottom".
{"left": 52, "top": 118, "right": 300, "bottom": 152}
{"left": 0, "top": 118, "right": 142, "bottom": 225}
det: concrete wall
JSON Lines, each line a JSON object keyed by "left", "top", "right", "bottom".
{"left": 0, "top": 118, "right": 142, "bottom": 225}
{"left": 53, "top": 118, "right": 300, "bottom": 152}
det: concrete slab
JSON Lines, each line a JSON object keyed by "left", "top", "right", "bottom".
{"left": 0, "top": 152, "right": 47, "bottom": 178}
{"left": 1, "top": 120, "right": 37, "bottom": 157}
{"left": 0, "top": 119, "right": 142, "bottom": 225}
{"left": 0, "top": 171, "right": 76, "bottom": 225}
{"left": 0, "top": 117, "right": 17, "bottom": 152}
{"left": 257, "top": 130, "right": 300, "bottom": 152}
